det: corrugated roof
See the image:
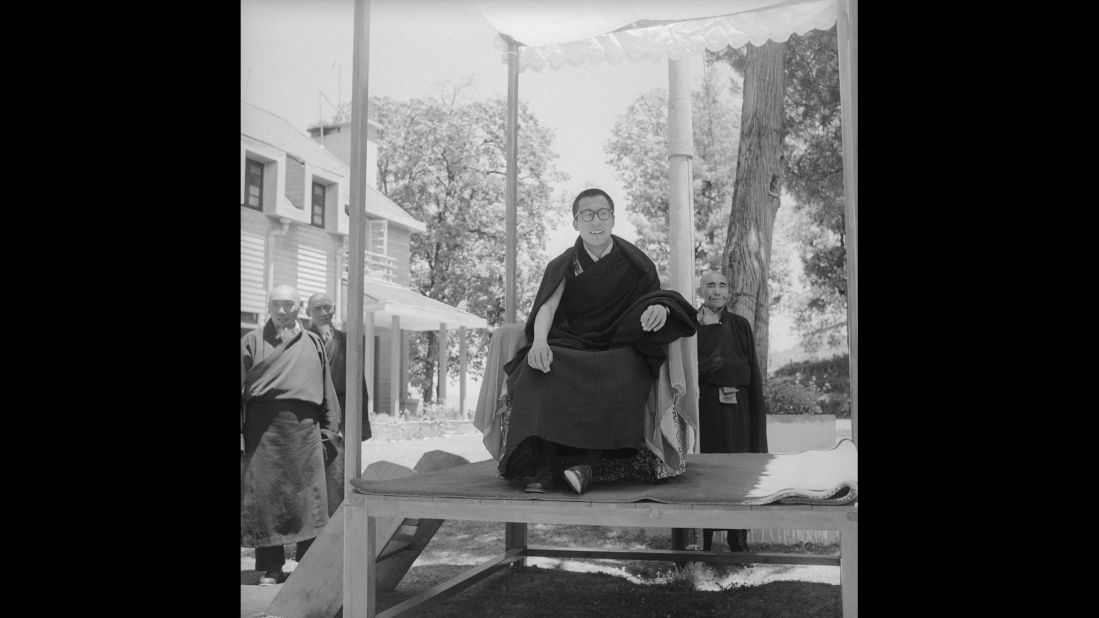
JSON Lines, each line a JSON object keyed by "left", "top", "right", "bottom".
{"left": 241, "top": 101, "right": 426, "bottom": 232}
{"left": 363, "top": 184, "right": 426, "bottom": 233}
{"left": 353, "top": 279, "right": 489, "bottom": 331}
{"left": 241, "top": 100, "right": 348, "bottom": 177}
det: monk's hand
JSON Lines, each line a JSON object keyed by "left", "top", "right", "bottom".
{"left": 527, "top": 341, "right": 553, "bottom": 373}
{"left": 641, "top": 304, "right": 669, "bottom": 332}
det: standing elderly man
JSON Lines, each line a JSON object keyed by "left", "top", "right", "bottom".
{"left": 305, "top": 292, "right": 372, "bottom": 515}
{"left": 241, "top": 285, "right": 341, "bottom": 585}
{"left": 694, "top": 270, "right": 768, "bottom": 552}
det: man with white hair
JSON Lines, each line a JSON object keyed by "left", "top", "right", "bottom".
{"left": 694, "top": 270, "right": 767, "bottom": 553}
{"left": 241, "top": 284, "right": 341, "bottom": 585}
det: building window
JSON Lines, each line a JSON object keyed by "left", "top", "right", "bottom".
{"left": 241, "top": 311, "right": 259, "bottom": 326}
{"left": 244, "top": 159, "right": 264, "bottom": 210}
{"left": 311, "top": 182, "right": 326, "bottom": 228}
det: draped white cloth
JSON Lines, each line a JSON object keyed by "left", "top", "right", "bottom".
{"left": 471, "top": 0, "right": 837, "bottom": 72}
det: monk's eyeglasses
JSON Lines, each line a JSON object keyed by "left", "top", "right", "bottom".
{"left": 312, "top": 305, "right": 334, "bottom": 312}
{"left": 576, "top": 208, "right": 613, "bottom": 222}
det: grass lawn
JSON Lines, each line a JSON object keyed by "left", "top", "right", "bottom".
{"left": 245, "top": 520, "right": 842, "bottom": 615}
{"left": 378, "top": 566, "right": 840, "bottom": 617}
{"left": 370, "top": 520, "right": 842, "bottom": 616}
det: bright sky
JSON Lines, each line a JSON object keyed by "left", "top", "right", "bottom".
{"left": 240, "top": 0, "right": 800, "bottom": 362}
{"left": 239, "top": 0, "right": 720, "bottom": 252}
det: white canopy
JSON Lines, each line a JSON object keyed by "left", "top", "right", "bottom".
{"left": 473, "top": 0, "right": 837, "bottom": 72}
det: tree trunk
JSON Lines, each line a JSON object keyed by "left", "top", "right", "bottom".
{"left": 722, "top": 40, "right": 786, "bottom": 378}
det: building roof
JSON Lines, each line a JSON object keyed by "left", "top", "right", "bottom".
{"left": 241, "top": 100, "right": 348, "bottom": 177}
{"left": 241, "top": 101, "right": 426, "bottom": 233}
{"left": 349, "top": 279, "right": 489, "bottom": 331}
{"left": 362, "top": 184, "right": 426, "bottom": 233}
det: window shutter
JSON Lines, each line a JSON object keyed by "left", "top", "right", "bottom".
{"left": 284, "top": 155, "right": 305, "bottom": 208}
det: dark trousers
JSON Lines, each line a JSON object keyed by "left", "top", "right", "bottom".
{"left": 254, "top": 538, "right": 315, "bottom": 574}
{"left": 670, "top": 528, "right": 749, "bottom": 552}
{"left": 702, "top": 528, "right": 748, "bottom": 552}
{"left": 673, "top": 391, "right": 753, "bottom": 554}
{"left": 699, "top": 390, "right": 751, "bottom": 552}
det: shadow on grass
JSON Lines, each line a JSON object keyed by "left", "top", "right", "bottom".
{"left": 374, "top": 564, "right": 840, "bottom": 617}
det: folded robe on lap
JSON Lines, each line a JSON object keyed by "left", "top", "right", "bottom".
{"left": 499, "top": 235, "right": 698, "bottom": 482}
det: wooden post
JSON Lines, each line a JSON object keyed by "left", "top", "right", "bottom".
{"left": 344, "top": 0, "right": 370, "bottom": 489}
{"left": 390, "top": 315, "right": 401, "bottom": 416}
{"left": 505, "top": 522, "right": 527, "bottom": 568}
{"left": 437, "top": 323, "right": 448, "bottom": 405}
{"left": 401, "top": 331, "right": 410, "bottom": 410}
{"left": 344, "top": 504, "right": 375, "bottom": 618}
{"left": 837, "top": 0, "right": 858, "bottom": 446}
{"left": 364, "top": 310, "right": 375, "bottom": 414}
{"left": 459, "top": 326, "right": 468, "bottom": 418}
{"left": 504, "top": 37, "right": 519, "bottom": 325}
{"left": 840, "top": 516, "right": 858, "bottom": 617}
{"left": 335, "top": 248, "right": 344, "bottom": 327}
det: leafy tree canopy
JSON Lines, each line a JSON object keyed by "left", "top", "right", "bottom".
{"left": 363, "top": 90, "right": 567, "bottom": 399}
{"left": 604, "top": 62, "right": 741, "bottom": 281}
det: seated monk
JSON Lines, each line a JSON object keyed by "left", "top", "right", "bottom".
{"left": 499, "top": 188, "right": 698, "bottom": 494}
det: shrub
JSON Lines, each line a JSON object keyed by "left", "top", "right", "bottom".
{"left": 416, "top": 401, "right": 466, "bottom": 420}
{"left": 763, "top": 374, "right": 824, "bottom": 415}
{"left": 773, "top": 354, "right": 851, "bottom": 417}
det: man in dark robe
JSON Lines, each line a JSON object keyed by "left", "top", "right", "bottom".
{"left": 694, "top": 270, "right": 767, "bottom": 552}
{"left": 241, "top": 285, "right": 341, "bottom": 585}
{"left": 305, "top": 292, "right": 372, "bottom": 515}
{"left": 500, "top": 188, "right": 698, "bottom": 495}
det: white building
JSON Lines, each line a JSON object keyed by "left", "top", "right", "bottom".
{"left": 241, "top": 101, "right": 486, "bottom": 415}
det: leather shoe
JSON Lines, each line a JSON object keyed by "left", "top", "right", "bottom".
{"left": 563, "top": 465, "right": 592, "bottom": 495}
{"left": 259, "top": 570, "right": 288, "bottom": 585}
{"left": 525, "top": 467, "right": 554, "bottom": 493}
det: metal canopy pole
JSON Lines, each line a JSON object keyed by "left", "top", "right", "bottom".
{"left": 345, "top": 3, "right": 372, "bottom": 616}
{"left": 666, "top": 57, "right": 695, "bottom": 303}
{"left": 345, "top": 0, "right": 371, "bottom": 488}
{"left": 501, "top": 34, "right": 527, "bottom": 567}
{"left": 667, "top": 56, "right": 700, "bottom": 455}
{"left": 837, "top": 0, "right": 857, "bottom": 446}
{"left": 504, "top": 37, "right": 519, "bottom": 324}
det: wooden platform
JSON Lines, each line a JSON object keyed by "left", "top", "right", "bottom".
{"left": 343, "top": 485, "right": 857, "bottom": 617}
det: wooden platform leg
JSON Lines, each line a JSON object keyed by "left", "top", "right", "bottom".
{"left": 344, "top": 503, "right": 376, "bottom": 618}
{"left": 670, "top": 528, "right": 689, "bottom": 568}
{"left": 840, "top": 516, "right": 858, "bottom": 618}
{"left": 505, "top": 522, "right": 527, "bottom": 567}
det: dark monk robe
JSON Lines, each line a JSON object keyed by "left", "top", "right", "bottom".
{"left": 499, "top": 235, "right": 698, "bottom": 482}
{"left": 241, "top": 320, "right": 341, "bottom": 550}
{"left": 696, "top": 306, "right": 767, "bottom": 552}
{"left": 696, "top": 308, "right": 767, "bottom": 454}
{"left": 306, "top": 323, "right": 372, "bottom": 440}
{"left": 306, "top": 322, "right": 372, "bottom": 515}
